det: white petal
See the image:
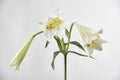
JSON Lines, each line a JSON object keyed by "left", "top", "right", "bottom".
{"left": 57, "top": 28, "right": 64, "bottom": 37}
{"left": 97, "top": 29, "right": 103, "bottom": 34}
{"left": 92, "top": 43, "right": 103, "bottom": 51}
{"left": 75, "top": 23, "right": 96, "bottom": 33}
{"left": 48, "top": 17, "right": 53, "bottom": 21}
{"left": 91, "top": 37, "right": 105, "bottom": 51}
{"left": 76, "top": 23, "right": 97, "bottom": 43}
{"left": 44, "top": 30, "right": 53, "bottom": 40}
{"left": 99, "top": 38, "right": 107, "bottom": 43}
{"left": 80, "top": 31, "right": 88, "bottom": 43}
{"left": 86, "top": 45, "right": 94, "bottom": 56}
{"left": 55, "top": 8, "right": 63, "bottom": 18}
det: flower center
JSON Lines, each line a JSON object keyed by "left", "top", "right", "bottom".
{"left": 91, "top": 38, "right": 99, "bottom": 45}
{"left": 46, "top": 17, "right": 63, "bottom": 30}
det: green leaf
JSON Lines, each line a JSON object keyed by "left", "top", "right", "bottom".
{"left": 45, "top": 41, "right": 49, "bottom": 48}
{"left": 51, "top": 51, "right": 60, "bottom": 70}
{"left": 54, "top": 36, "right": 62, "bottom": 51}
{"left": 54, "top": 36, "right": 67, "bottom": 53}
{"left": 70, "top": 41, "right": 85, "bottom": 51}
{"left": 68, "top": 50, "right": 95, "bottom": 59}
{"left": 68, "top": 51, "right": 87, "bottom": 57}
{"left": 61, "top": 38, "right": 66, "bottom": 51}
{"left": 89, "top": 56, "right": 96, "bottom": 59}
{"left": 65, "top": 28, "right": 69, "bottom": 38}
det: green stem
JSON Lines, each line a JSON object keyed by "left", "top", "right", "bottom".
{"left": 64, "top": 22, "right": 76, "bottom": 80}
{"left": 33, "top": 31, "right": 44, "bottom": 38}
{"left": 64, "top": 54, "right": 67, "bottom": 80}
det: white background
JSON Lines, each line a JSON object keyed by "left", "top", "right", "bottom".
{"left": 0, "top": 0, "right": 120, "bottom": 80}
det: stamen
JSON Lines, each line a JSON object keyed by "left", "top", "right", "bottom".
{"left": 46, "top": 17, "right": 63, "bottom": 30}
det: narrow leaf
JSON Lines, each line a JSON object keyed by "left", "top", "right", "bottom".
{"left": 61, "top": 38, "right": 66, "bottom": 51}
{"left": 68, "top": 51, "right": 87, "bottom": 57}
{"left": 45, "top": 41, "right": 49, "bottom": 48}
{"left": 68, "top": 51, "right": 95, "bottom": 59}
{"left": 54, "top": 36, "right": 62, "bottom": 51}
{"left": 65, "top": 28, "right": 69, "bottom": 38}
{"left": 89, "top": 56, "right": 96, "bottom": 59}
{"left": 51, "top": 51, "right": 60, "bottom": 70}
{"left": 70, "top": 41, "right": 85, "bottom": 51}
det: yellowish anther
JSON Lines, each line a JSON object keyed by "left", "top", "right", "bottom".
{"left": 46, "top": 17, "right": 63, "bottom": 30}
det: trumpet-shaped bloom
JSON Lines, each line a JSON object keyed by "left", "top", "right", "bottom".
{"left": 40, "top": 9, "right": 65, "bottom": 40}
{"left": 75, "top": 22, "right": 106, "bottom": 56}
{"left": 85, "top": 36, "right": 107, "bottom": 56}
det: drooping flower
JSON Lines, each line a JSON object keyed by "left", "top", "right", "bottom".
{"left": 75, "top": 22, "right": 106, "bottom": 56}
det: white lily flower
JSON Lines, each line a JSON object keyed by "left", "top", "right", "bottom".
{"left": 85, "top": 36, "right": 107, "bottom": 56}
{"left": 75, "top": 22, "right": 106, "bottom": 56}
{"left": 40, "top": 9, "right": 65, "bottom": 40}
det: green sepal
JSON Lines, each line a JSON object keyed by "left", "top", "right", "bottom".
{"left": 45, "top": 41, "right": 49, "bottom": 48}
{"left": 70, "top": 41, "right": 86, "bottom": 51}
{"left": 68, "top": 50, "right": 95, "bottom": 59}
{"left": 51, "top": 51, "right": 60, "bottom": 70}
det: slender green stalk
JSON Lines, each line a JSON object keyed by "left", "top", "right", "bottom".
{"left": 33, "top": 31, "right": 44, "bottom": 37}
{"left": 66, "top": 22, "right": 76, "bottom": 51}
{"left": 64, "top": 54, "right": 67, "bottom": 80}
{"left": 64, "top": 22, "right": 76, "bottom": 80}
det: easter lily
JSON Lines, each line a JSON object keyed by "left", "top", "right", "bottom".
{"left": 75, "top": 22, "right": 106, "bottom": 56}
{"left": 85, "top": 36, "right": 107, "bottom": 56}
{"left": 40, "top": 9, "right": 65, "bottom": 40}
{"left": 9, "top": 10, "right": 107, "bottom": 80}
